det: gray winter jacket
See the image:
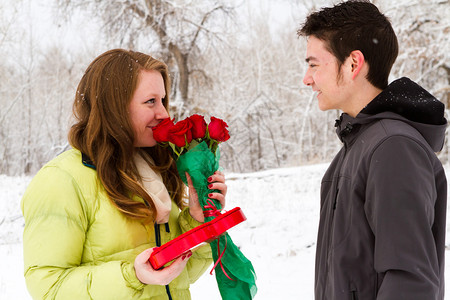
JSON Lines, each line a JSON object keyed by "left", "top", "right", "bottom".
{"left": 315, "top": 77, "right": 447, "bottom": 300}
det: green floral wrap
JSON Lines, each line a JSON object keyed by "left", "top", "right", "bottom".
{"left": 176, "top": 141, "right": 257, "bottom": 299}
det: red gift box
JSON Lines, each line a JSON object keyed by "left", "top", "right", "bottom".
{"left": 149, "top": 207, "right": 246, "bottom": 269}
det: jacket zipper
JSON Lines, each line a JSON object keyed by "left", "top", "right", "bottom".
{"left": 333, "top": 188, "right": 339, "bottom": 210}
{"left": 324, "top": 142, "right": 348, "bottom": 294}
{"left": 154, "top": 223, "right": 173, "bottom": 300}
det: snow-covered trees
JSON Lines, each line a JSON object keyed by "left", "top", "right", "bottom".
{"left": 0, "top": 0, "right": 448, "bottom": 175}
{"left": 384, "top": 0, "right": 450, "bottom": 163}
{"left": 56, "top": 0, "right": 235, "bottom": 118}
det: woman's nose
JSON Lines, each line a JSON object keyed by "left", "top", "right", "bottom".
{"left": 156, "top": 103, "right": 169, "bottom": 119}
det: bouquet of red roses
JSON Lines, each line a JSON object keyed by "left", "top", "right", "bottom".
{"left": 152, "top": 114, "right": 257, "bottom": 300}
{"left": 152, "top": 115, "right": 230, "bottom": 158}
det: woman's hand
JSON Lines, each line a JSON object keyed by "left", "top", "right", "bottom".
{"left": 134, "top": 248, "right": 192, "bottom": 285}
{"left": 186, "top": 171, "right": 227, "bottom": 223}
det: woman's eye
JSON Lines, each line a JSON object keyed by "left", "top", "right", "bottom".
{"left": 309, "top": 64, "right": 317, "bottom": 68}
{"left": 146, "top": 98, "right": 156, "bottom": 104}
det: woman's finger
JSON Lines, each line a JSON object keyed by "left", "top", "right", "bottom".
{"left": 208, "top": 192, "right": 226, "bottom": 209}
{"left": 185, "top": 172, "right": 196, "bottom": 193}
{"left": 135, "top": 248, "right": 191, "bottom": 286}
{"left": 135, "top": 248, "right": 154, "bottom": 265}
{"left": 207, "top": 171, "right": 225, "bottom": 184}
{"left": 157, "top": 251, "right": 192, "bottom": 283}
{"left": 208, "top": 182, "right": 227, "bottom": 196}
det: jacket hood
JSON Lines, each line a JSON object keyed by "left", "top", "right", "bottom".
{"left": 336, "top": 77, "right": 447, "bottom": 152}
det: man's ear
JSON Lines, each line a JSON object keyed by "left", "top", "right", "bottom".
{"left": 349, "top": 50, "right": 365, "bottom": 80}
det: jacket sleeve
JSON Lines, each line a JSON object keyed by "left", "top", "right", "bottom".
{"left": 21, "top": 166, "right": 145, "bottom": 300}
{"left": 177, "top": 207, "right": 213, "bottom": 283}
{"left": 365, "top": 135, "right": 440, "bottom": 299}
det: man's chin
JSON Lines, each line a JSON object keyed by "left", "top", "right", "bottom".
{"left": 318, "top": 100, "right": 329, "bottom": 111}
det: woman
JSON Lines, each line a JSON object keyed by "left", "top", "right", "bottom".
{"left": 21, "top": 49, "right": 226, "bottom": 299}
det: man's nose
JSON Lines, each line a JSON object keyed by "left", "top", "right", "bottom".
{"left": 303, "top": 72, "right": 313, "bottom": 86}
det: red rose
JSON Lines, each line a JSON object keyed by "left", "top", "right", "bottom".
{"left": 168, "top": 118, "right": 193, "bottom": 147}
{"left": 152, "top": 118, "right": 174, "bottom": 143}
{"left": 208, "top": 116, "right": 230, "bottom": 142}
{"left": 188, "top": 114, "right": 207, "bottom": 139}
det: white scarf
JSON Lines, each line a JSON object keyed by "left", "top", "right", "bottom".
{"left": 134, "top": 152, "right": 172, "bottom": 224}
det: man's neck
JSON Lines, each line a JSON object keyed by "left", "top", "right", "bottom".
{"left": 345, "top": 81, "right": 383, "bottom": 117}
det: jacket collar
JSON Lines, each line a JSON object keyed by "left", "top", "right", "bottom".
{"left": 334, "top": 113, "right": 362, "bottom": 145}
{"left": 335, "top": 77, "right": 447, "bottom": 151}
{"left": 360, "top": 77, "right": 446, "bottom": 126}
{"left": 82, "top": 153, "right": 96, "bottom": 170}
{"left": 335, "top": 111, "right": 447, "bottom": 152}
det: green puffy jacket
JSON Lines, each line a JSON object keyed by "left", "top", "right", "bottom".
{"left": 21, "top": 149, "right": 212, "bottom": 300}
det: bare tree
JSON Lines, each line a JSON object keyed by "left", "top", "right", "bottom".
{"left": 55, "top": 0, "right": 235, "bottom": 118}
{"left": 191, "top": 0, "right": 450, "bottom": 172}
{"left": 385, "top": 0, "right": 450, "bottom": 163}
{"left": 0, "top": 0, "right": 83, "bottom": 175}
{"left": 1, "top": 0, "right": 448, "bottom": 176}
{"left": 0, "top": 0, "right": 27, "bottom": 174}
{"left": 192, "top": 2, "right": 318, "bottom": 172}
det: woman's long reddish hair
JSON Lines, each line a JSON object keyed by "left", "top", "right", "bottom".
{"left": 69, "top": 49, "right": 185, "bottom": 223}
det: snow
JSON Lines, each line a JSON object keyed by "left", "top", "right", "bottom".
{"left": 0, "top": 175, "right": 33, "bottom": 299}
{"left": 1, "top": 164, "right": 449, "bottom": 299}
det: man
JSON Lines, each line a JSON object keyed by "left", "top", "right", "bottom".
{"left": 298, "top": 1, "right": 447, "bottom": 299}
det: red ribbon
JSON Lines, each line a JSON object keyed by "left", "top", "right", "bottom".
{"left": 210, "top": 235, "right": 235, "bottom": 280}
{"left": 203, "top": 199, "right": 235, "bottom": 281}
{"left": 203, "top": 199, "right": 222, "bottom": 218}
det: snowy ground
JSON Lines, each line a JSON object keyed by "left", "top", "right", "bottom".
{"left": 1, "top": 163, "right": 449, "bottom": 299}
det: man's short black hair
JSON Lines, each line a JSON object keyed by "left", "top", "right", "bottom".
{"left": 298, "top": 0, "right": 398, "bottom": 89}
